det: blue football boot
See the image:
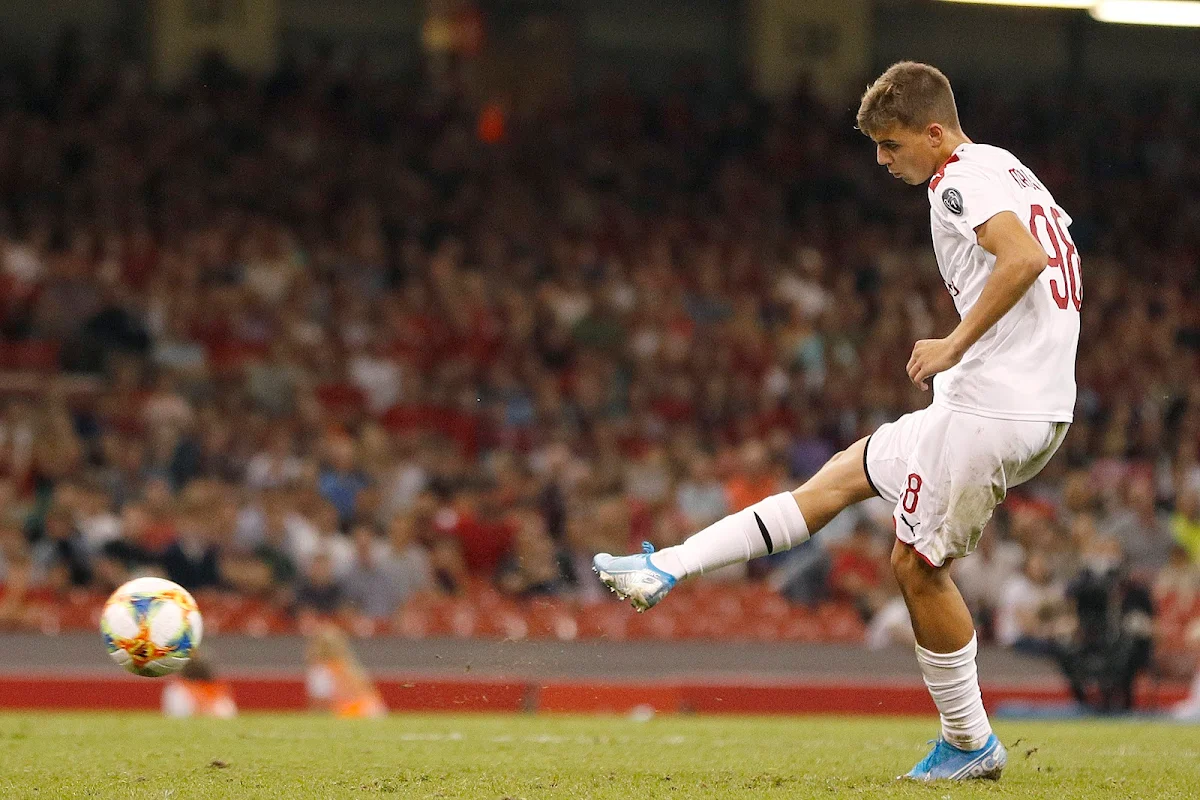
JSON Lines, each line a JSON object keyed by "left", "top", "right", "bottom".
{"left": 592, "top": 542, "right": 677, "bottom": 612}
{"left": 901, "top": 733, "right": 1007, "bottom": 781}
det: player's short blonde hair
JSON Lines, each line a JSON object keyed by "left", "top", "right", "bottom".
{"left": 856, "top": 61, "right": 961, "bottom": 138}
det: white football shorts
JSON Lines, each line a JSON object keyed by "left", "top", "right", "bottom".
{"left": 864, "top": 403, "right": 1068, "bottom": 567}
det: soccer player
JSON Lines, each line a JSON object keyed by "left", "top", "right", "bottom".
{"left": 161, "top": 653, "right": 238, "bottom": 719}
{"left": 306, "top": 623, "right": 389, "bottom": 718}
{"left": 594, "top": 62, "right": 1080, "bottom": 782}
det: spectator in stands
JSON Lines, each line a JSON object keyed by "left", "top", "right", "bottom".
{"left": 1100, "top": 474, "right": 1174, "bottom": 577}
{"left": 293, "top": 551, "right": 344, "bottom": 617}
{"left": 75, "top": 483, "right": 121, "bottom": 556}
{"left": 953, "top": 524, "right": 1025, "bottom": 637}
{"left": 1171, "top": 487, "right": 1200, "bottom": 564}
{"left": 675, "top": 454, "right": 729, "bottom": 532}
{"left": 100, "top": 501, "right": 164, "bottom": 575}
{"left": 994, "top": 553, "right": 1069, "bottom": 655}
{"left": 1056, "top": 535, "right": 1155, "bottom": 712}
{"left": 0, "top": 521, "right": 33, "bottom": 627}
{"left": 1154, "top": 542, "right": 1199, "bottom": 681}
{"left": 1154, "top": 543, "right": 1199, "bottom": 609}
{"left": 249, "top": 494, "right": 301, "bottom": 590}
{"left": 317, "top": 434, "right": 369, "bottom": 529}
{"left": 246, "top": 426, "right": 305, "bottom": 491}
{"left": 495, "top": 509, "right": 572, "bottom": 597}
{"left": 624, "top": 446, "right": 673, "bottom": 509}
{"left": 436, "top": 486, "right": 513, "bottom": 577}
{"left": 161, "top": 487, "right": 223, "bottom": 590}
{"left": 246, "top": 342, "right": 306, "bottom": 418}
{"left": 96, "top": 434, "right": 152, "bottom": 512}
{"left": 788, "top": 413, "right": 837, "bottom": 482}
{"left": 428, "top": 535, "right": 469, "bottom": 596}
{"left": 219, "top": 546, "right": 278, "bottom": 602}
{"left": 1009, "top": 506, "right": 1075, "bottom": 583}
{"left": 723, "top": 440, "right": 783, "bottom": 515}
{"left": 387, "top": 513, "right": 434, "bottom": 587}
{"left": 864, "top": 584, "right": 915, "bottom": 651}
{"left": 0, "top": 400, "right": 37, "bottom": 490}
{"left": 1068, "top": 512, "right": 1101, "bottom": 557}
{"left": 307, "top": 499, "right": 355, "bottom": 580}
{"left": 1057, "top": 470, "right": 1098, "bottom": 528}
{"left": 343, "top": 519, "right": 430, "bottom": 619}
{"left": 562, "top": 505, "right": 610, "bottom": 603}
{"left": 378, "top": 436, "right": 431, "bottom": 522}
{"left": 349, "top": 334, "right": 405, "bottom": 416}
{"left": 768, "top": 536, "right": 832, "bottom": 607}
{"left": 30, "top": 396, "right": 84, "bottom": 496}
{"left": 827, "top": 519, "right": 888, "bottom": 622}
{"left": 32, "top": 505, "right": 91, "bottom": 588}
{"left": 139, "top": 477, "right": 180, "bottom": 553}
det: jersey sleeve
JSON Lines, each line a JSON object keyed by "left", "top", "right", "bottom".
{"left": 932, "top": 163, "right": 1022, "bottom": 242}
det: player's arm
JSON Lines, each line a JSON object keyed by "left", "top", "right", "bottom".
{"left": 907, "top": 210, "right": 1047, "bottom": 390}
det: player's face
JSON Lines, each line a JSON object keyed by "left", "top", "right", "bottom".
{"left": 871, "top": 125, "right": 942, "bottom": 185}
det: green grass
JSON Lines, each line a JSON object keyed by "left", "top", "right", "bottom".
{"left": 0, "top": 712, "right": 1196, "bottom": 799}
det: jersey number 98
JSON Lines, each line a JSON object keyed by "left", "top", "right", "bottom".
{"left": 1028, "top": 204, "right": 1082, "bottom": 312}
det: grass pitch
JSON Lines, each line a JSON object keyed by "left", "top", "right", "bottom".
{"left": 0, "top": 712, "right": 1195, "bottom": 799}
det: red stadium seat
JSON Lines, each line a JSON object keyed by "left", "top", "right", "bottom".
{"left": 575, "top": 603, "right": 629, "bottom": 641}
{"left": 0, "top": 340, "right": 60, "bottom": 371}
{"left": 392, "top": 604, "right": 436, "bottom": 638}
{"left": 779, "top": 609, "right": 825, "bottom": 643}
{"left": 818, "top": 603, "right": 866, "bottom": 643}
{"left": 524, "top": 601, "right": 579, "bottom": 641}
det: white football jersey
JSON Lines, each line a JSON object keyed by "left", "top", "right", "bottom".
{"left": 927, "top": 143, "right": 1079, "bottom": 422}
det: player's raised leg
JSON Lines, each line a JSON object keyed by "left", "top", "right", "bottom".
{"left": 592, "top": 436, "right": 876, "bottom": 611}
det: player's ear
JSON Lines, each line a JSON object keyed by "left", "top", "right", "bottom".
{"left": 926, "top": 123, "right": 944, "bottom": 147}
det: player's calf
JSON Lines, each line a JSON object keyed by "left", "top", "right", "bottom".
{"left": 592, "top": 492, "right": 809, "bottom": 614}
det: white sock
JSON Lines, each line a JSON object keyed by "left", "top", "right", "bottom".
{"left": 915, "top": 633, "right": 992, "bottom": 751}
{"left": 650, "top": 492, "right": 809, "bottom": 580}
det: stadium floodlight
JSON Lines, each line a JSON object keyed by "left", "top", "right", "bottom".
{"left": 934, "top": 1, "right": 1093, "bottom": 8}
{"left": 1090, "top": 0, "right": 1200, "bottom": 25}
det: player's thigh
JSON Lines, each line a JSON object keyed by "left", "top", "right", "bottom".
{"left": 1011, "top": 421, "right": 1070, "bottom": 486}
{"left": 863, "top": 408, "right": 928, "bottom": 507}
{"left": 791, "top": 436, "right": 877, "bottom": 532}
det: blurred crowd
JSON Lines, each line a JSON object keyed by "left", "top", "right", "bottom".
{"left": 0, "top": 42, "right": 1197, "bottom": 671}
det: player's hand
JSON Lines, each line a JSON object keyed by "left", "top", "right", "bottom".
{"left": 907, "top": 337, "right": 965, "bottom": 390}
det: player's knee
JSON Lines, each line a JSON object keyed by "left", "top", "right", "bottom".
{"left": 890, "top": 540, "right": 939, "bottom": 590}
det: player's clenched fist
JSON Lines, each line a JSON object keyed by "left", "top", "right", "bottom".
{"left": 907, "top": 337, "right": 965, "bottom": 390}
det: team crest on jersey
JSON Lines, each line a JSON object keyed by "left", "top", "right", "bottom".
{"left": 942, "top": 188, "right": 964, "bottom": 216}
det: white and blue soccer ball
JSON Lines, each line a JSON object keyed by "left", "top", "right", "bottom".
{"left": 100, "top": 577, "right": 203, "bottom": 677}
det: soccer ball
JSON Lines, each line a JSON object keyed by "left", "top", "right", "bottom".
{"left": 100, "top": 577, "right": 203, "bottom": 677}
